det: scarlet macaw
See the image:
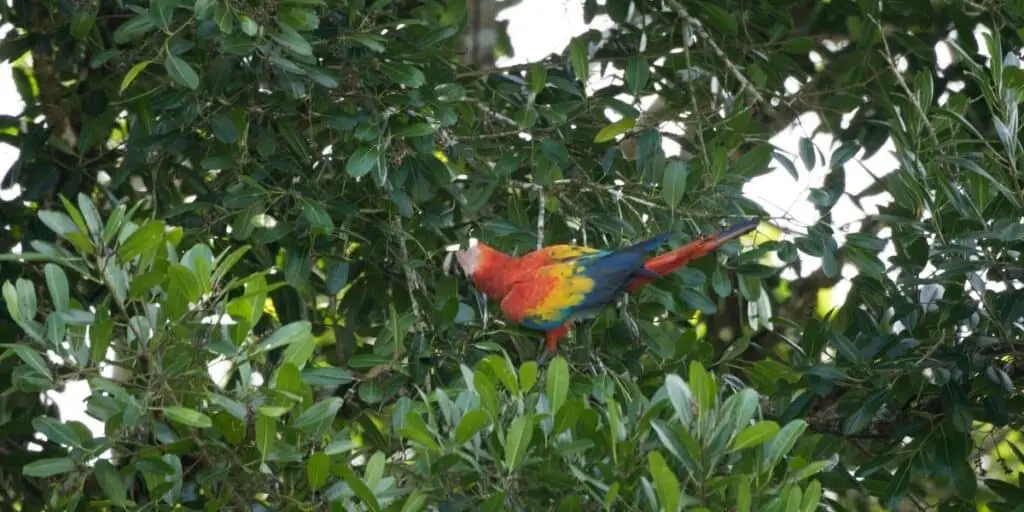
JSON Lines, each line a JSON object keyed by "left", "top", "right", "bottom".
{"left": 454, "top": 219, "right": 760, "bottom": 360}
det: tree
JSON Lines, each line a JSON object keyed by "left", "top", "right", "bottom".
{"left": 1, "top": 0, "right": 1022, "bottom": 509}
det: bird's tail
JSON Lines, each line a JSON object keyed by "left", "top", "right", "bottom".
{"left": 626, "top": 219, "right": 761, "bottom": 293}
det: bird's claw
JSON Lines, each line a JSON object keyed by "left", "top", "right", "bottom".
{"left": 536, "top": 348, "right": 554, "bottom": 366}
{"left": 589, "top": 351, "right": 609, "bottom": 375}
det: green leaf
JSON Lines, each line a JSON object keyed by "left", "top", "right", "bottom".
{"left": 484, "top": 355, "right": 519, "bottom": 393}
{"left": 400, "top": 411, "right": 441, "bottom": 451}
{"left": 281, "top": 334, "right": 316, "bottom": 369}
{"left": 293, "top": 397, "right": 342, "bottom": 431}
{"left": 434, "top": 83, "right": 466, "bottom": 102}
{"left": 346, "top": 147, "right": 379, "bottom": 178}
{"left": 113, "top": 14, "right": 156, "bottom": 44}
{"left": 120, "top": 60, "right": 152, "bottom": 94}
{"left": 306, "top": 452, "right": 330, "bottom": 491}
{"left": 272, "top": 21, "right": 313, "bottom": 56}
{"left": 32, "top": 416, "right": 83, "bottom": 449}
{"left": 93, "top": 459, "right": 128, "bottom": 506}
{"left": 325, "top": 260, "right": 350, "bottom": 296}
{"left": 519, "top": 361, "right": 538, "bottom": 393}
{"left": 594, "top": 118, "right": 635, "bottom": 143}
{"left": 945, "top": 156, "right": 1022, "bottom": 208}
{"left": 90, "top": 305, "right": 114, "bottom": 364}
{"left": 70, "top": 8, "right": 98, "bottom": 39}
{"left": 802, "top": 480, "right": 822, "bottom": 512}
{"left": 730, "top": 421, "right": 780, "bottom": 451}
{"left": 208, "top": 393, "right": 247, "bottom": 421}
{"left": 272, "top": 362, "right": 302, "bottom": 393}
{"left": 828, "top": 332, "right": 861, "bottom": 364}
{"left": 473, "top": 369, "right": 499, "bottom": 419}
{"left": 44, "top": 313, "right": 64, "bottom": 347}
{"left": 568, "top": 36, "right": 589, "bottom": 82}
{"left": 1, "top": 281, "right": 21, "bottom": 324}
{"left": 688, "top": 360, "right": 716, "bottom": 418}
{"left": 22, "top": 457, "right": 76, "bottom": 477}
{"left": 625, "top": 56, "right": 650, "bottom": 95}
{"left": 882, "top": 461, "right": 911, "bottom": 509}
{"left": 829, "top": 140, "right": 859, "bottom": 168}
{"left": 382, "top": 61, "right": 426, "bottom": 88}
{"left": 774, "top": 151, "right": 799, "bottom": 181}
{"left": 680, "top": 288, "right": 716, "bottom": 314}
{"left": 212, "top": 245, "right": 250, "bottom": 284}
{"left": 731, "top": 143, "right": 774, "bottom": 176}
{"left": 843, "top": 390, "right": 887, "bottom": 435}
{"left": 211, "top": 112, "right": 240, "bottom": 143}
{"left": 664, "top": 373, "right": 694, "bottom": 425}
{"left": 163, "top": 406, "right": 212, "bottom": 428}
{"left": 395, "top": 122, "right": 436, "bottom": 138}
{"left": 401, "top": 491, "right": 428, "bottom": 512}
{"left": 789, "top": 457, "right": 837, "bottom": 483}
{"left": 648, "top": 452, "right": 681, "bottom": 512}
{"left": 651, "top": 419, "right": 700, "bottom": 474}
{"left": 258, "top": 320, "right": 313, "bottom": 352}
{"left": 165, "top": 55, "right": 200, "bottom": 89}
{"left": 165, "top": 264, "right": 201, "bottom": 319}
{"left": 195, "top": 0, "right": 216, "bottom": 18}
{"left": 302, "top": 367, "right": 355, "bottom": 387}
{"left": 764, "top": 419, "right": 808, "bottom": 471}
{"left": 151, "top": 0, "right": 179, "bottom": 30}
{"left": 546, "top": 356, "right": 570, "bottom": 416}
{"left": 529, "top": 63, "right": 547, "bottom": 94}
{"left": 38, "top": 210, "right": 82, "bottom": 238}
{"left": 43, "top": 264, "right": 69, "bottom": 312}
{"left": 552, "top": 398, "right": 584, "bottom": 435}
{"left": 736, "top": 474, "right": 752, "bottom": 512}
{"left": 301, "top": 200, "right": 334, "bottom": 234}
{"left": 75, "top": 195, "right": 101, "bottom": 238}
{"left": 699, "top": 2, "right": 737, "bottom": 33}
{"left": 798, "top": 137, "right": 816, "bottom": 169}
{"left": 504, "top": 415, "right": 535, "bottom": 473}
{"left": 258, "top": 406, "right": 290, "bottom": 418}
{"left": 1, "top": 344, "right": 52, "bottom": 381}
{"left": 350, "top": 33, "right": 386, "bottom": 52}
{"left": 454, "top": 409, "right": 489, "bottom": 444}
{"left": 255, "top": 414, "right": 276, "bottom": 458}
{"left": 662, "top": 158, "right": 689, "bottom": 207}
{"left": 336, "top": 464, "right": 382, "bottom": 512}
{"left": 118, "top": 220, "right": 165, "bottom": 262}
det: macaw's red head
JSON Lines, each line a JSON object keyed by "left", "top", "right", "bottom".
{"left": 454, "top": 241, "right": 516, "bottom": 299}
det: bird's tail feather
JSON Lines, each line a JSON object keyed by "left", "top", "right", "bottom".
{"left": 625, "top": 219, "right": 760, "bottom": 292}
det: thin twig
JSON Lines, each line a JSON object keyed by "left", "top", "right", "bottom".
{"left": 536, "top": 188, "right": 545, "bottom": 249}
{"left": 394, "top": 216, "right": 425, "bottom": 328}
{"left": 504, "top": 178, "right": 665, "bottom": 210}
{"left": 664, "top": 0, "right": 767, "bottom": 105}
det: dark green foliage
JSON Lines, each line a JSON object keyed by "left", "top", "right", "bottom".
{"left": 1, "top": 0, "right": 1023, "bottom": 510}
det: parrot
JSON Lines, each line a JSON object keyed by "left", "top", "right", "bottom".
{"left": 453, "top": 218, "right": 761, "bottom": 361}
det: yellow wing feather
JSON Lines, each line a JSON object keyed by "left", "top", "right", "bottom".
{"left": 501, "top": 261, "right": 596, "bottom": 328}
{"left": 525, "top": 264, "right": 595, "bottom": 321}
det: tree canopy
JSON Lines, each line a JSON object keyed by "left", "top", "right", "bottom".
{"left": 1, "top": 0, "right": 1023, "bottom": 510}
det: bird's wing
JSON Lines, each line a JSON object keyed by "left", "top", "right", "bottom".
{"left": 500, "top": 247, "right": 650, "bottom": 331}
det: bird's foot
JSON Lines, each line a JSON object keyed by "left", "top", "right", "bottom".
{"left": 536, "top": 348, "right": 555, "bottom": 366}
{"left": 588, "top": 350, "right": 610, "bottom": 376}
{"left": 622, "top": 312, "right": 642, "bottom": 344}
